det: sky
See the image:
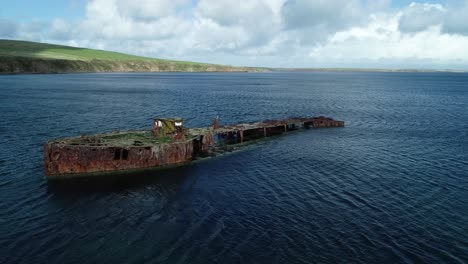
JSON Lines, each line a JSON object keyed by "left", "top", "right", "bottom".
{"left": 1, "top": 0, "right": 468, "bottom": 69}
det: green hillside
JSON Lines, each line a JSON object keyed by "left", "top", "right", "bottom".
{"left": 0, "top": 39, "right": 259, "bottom": 73}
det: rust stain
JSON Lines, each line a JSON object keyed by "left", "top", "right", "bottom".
{"left": 45, "top": 140, "right": 194, "bottom": 176}
{"left": 44, "top": 116, "right": 344, "bottom": 178}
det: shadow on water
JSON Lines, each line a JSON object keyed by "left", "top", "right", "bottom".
{"left": 46, "top": 164, "right": 196, "bottom": 197}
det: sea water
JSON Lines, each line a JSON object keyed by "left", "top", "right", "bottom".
{"left": 0, "top": 72, "right": 467, "bottom": 263}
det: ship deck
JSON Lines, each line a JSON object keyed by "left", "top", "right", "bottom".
{"left": 47, "top": 116, "right": 344, "bottom": 148}
{"left": 44, "top": 116, "right": 344, "bottom": 178}
{"left": 47, "top": 130, "right": 190, "bottom": 148}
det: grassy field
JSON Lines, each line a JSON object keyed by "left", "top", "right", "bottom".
{"left": 0, "top": 39, "right": 157, "bottom": 61}
{"left": 0, "top": 39, "right": 261, "bottom": 73}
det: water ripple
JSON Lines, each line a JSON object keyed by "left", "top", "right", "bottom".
{"left": 0, "top": 72, "right": 467, "bottom": 263}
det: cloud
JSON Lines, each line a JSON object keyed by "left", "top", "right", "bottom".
{"left": 76, "top": 0, "right": 193, "bottom": 40}
{"left": 72, "top": 0, "right": 287, "bottom": 55}
{"left": 197, "top": 0, "right": 281, "bottom": 27}
{"left": 116, "top": 0, "right": 189, "bottom": 21}
{"left": 442, "top": 1, "right": 468, "bottom": 35}
{"left": 281, "top": 0, "right": 365, "bottom": 30}
{"left": 49, "top": 19, "right": 72, "bottom": 40}
{"left": 397, "top": 1, "right": 468, "bottom": 36}
{"left": 195, "top": 0, "right": 285, "bottom": 49}
{"left": 309, "top": 13, "right": 468, "bottom": 68}
{"left": 280, "top": 0, "right": 393, "bottom": 45}
{"left": 399, "top": 3, "right": 446, "bottom": 32}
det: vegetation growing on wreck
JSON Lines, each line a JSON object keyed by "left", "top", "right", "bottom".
{"left": 0, "top": 39, "right": 265, "bottom": 73}
{"left": 45, "top": 116, "right": 344, "bottom": 177}
{"left": 100, "top": 132, "right": 175, "bottom": 146}
{"left": 52, "top": 131, "right": 178, "bottom": 147}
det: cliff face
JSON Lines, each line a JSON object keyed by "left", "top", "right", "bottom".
{"left": 0, "top": 56, "right": 259, "bottom": 74}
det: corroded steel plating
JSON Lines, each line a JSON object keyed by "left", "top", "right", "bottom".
{"left": 44, "top": 116, "right": 344, "bottom": 179}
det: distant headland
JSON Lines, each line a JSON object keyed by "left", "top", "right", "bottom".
{"left": 1, "top": 39, "right": 465, "bottom": 74}
{"left": 0, "top": 39, "right": 264, "bottom": 74}
{"left": 276, "top": 68, "right": 467, "bottom": 73}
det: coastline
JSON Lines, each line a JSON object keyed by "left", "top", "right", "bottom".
{"left": 0, "top": 56, "right": 266, "bottom": 74}
{"left": 274, "top": 68, "right": 468, "bottom": 73}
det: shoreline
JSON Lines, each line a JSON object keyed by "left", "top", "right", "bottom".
{"left": 0, "top": 70, "right": 262, "bottom": 75}
{"left": 274, "top": 68, "right": 468, "bottom": 73}
{"left": 2, "top": 68, "right": 467, "bottom": 75}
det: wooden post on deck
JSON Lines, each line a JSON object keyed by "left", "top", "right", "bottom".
{"left": 284, "top": 124, "right": 287, "bottom": 132}
{"left": 240, "top": 130, "right": 244, "bottom": 143}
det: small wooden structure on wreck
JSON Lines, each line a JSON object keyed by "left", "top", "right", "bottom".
{"left": 44, "top": 116, "right": 344, "bottom": 179}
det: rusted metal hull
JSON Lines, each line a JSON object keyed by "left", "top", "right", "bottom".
{"left": 44, "top": 140, "right": 194, "bottom": 178}
{"left": 44, "top": 116, "right": 343, "bottom": 179}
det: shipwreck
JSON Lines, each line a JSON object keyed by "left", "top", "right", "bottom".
{"left": 44, "top": 116, "right": 344, "bottom": 179}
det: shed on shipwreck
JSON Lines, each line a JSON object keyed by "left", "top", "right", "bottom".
{"left": 153, "top": 118, "right": 185, "bottom": 139}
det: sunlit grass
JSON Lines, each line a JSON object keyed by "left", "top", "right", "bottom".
{"left": 0, "top": 39, "right": 192, "bottom": 62}
{"left": 0, "top": 39, "right": 264, "bottom": 73}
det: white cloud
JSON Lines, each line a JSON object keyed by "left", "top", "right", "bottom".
{"left": 309, "top": 13, "right": 468, "bottom": 68}
{"left": 78, "top": 0, "right": 192, "bottom": 40}
{"left": 197, "top": 0, "right": 283, "bottom": 27}
{"left": 116, "top": 0, "right": 189, "bottom": 21}
{"left": 195, "top": 0, "right": 286, "bottom": 49}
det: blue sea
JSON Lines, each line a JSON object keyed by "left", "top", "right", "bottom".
{"left": 0, "top": 72, "right": 467, "bottom": 263}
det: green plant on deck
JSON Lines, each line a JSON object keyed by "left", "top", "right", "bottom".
{"left": 100, "top": 132, "right": 174, "bottom": 145}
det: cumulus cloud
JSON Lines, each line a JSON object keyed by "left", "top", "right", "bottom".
{"left": 77, "top": 0, "right": 192, "bottom": 40}
{"left": 116, "top": 0, "right": 189, "bottom": 21}
{"left": 442, "top": 1, "right": 468, "bottom": 35}
{"left": 282, "top": 0, "right": 364, "bottom": 30}
{"left": 2, "top": 0, "right": 468, "bottom": 68}
{"left": 399, "top": 3, "right": 446, "bottom": 32}
{"left": 195, "top": 0, "right": 286, "bottom": 48}
{"left": 398, "top": 1, "right": 468, "bottom": 36}
{"left": 197, "top": 0, "right": 283, "bottom": 27}
{"left": 310, "top": 13, "right": 468, "bottom": 67}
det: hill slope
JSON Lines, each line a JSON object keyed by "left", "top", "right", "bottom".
{"left": 0, "top": 40, "right": 258, "bottom": 73}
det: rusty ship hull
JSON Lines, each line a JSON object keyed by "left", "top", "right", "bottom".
{"left": 44, "top": 116, "right": 344, "bottom": 179}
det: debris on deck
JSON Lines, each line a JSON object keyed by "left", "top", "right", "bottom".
{"left": 44, "top": 116, "right": 344, "bottom": 179}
